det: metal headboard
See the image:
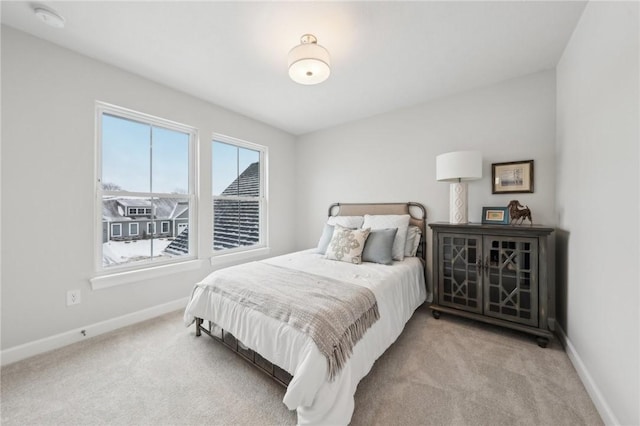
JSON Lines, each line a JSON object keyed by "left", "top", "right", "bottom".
{"left": 327, "top": 202, "right": 428, "bottom": 268}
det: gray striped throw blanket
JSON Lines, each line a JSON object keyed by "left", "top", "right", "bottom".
{"left": 205, "top": 261, "right": 380, "bottom": 380}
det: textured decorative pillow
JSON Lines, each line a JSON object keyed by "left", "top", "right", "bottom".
{"left": 316, "top": 224, "right": 335, "bottom": 254}
{"left": 362, "top": 214, "right": 410, "bottom": 261}
{"left": 362, "top": 228, "right": 398, "bottom": 265}
{"left": 404, "top": 225, "right": 422, "bottom": 257}
{"left": 327, "top": 215, "right": 364, "bottom": 229}
{"left": 325, "top": 225, "right": 371, "bottom": 264}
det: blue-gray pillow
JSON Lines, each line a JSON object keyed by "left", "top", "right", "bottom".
{"left": 362, "top": 228, "right": 398, "bottom": 265}
{"left": 316, "top": 224, "right": 335, "bottom": 254}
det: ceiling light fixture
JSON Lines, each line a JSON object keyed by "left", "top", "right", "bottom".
{"left": 288, "top": 34, "right": 331, "bottom": 85}
{"left": 33, "top": 6, "right": 66, "bottom": 29}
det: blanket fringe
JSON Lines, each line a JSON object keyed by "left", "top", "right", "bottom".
{"left": 327, "top": 303, "right": 380, "bottom": 381}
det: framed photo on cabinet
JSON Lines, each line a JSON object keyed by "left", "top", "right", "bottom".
{"left": 482, "top": 207, "right": 510, "bottom": 225}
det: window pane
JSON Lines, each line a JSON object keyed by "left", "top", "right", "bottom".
{"left": 212, "top": 136, "right": 264, "bottom": 254}
{"left": 102, "top": 196, "right": 190, "bottom": 267}
{"left": 238, "top": 200, "right": 260, "bottom": 245}
{"left": 213, "top": 199, "right": 260, "bottom": 251}
{"left": 213, "top": 199, "right": 239, "bottom": 250}
{"left": 102, "top": 196, "right": 153, "bottom": 267}
{"left": 238, "top": 148, "right": 260, "bottom": 197}
{"left": 101, "top": 114, "right": 150, "bottom": 192}
{"left": 154, "top": 198, "right": 191, "bottom": 258}
{"left": 152, "top": 126, "right": 189, "bottom": 194}
{"left": 212, "top": 141, "right": 238, "bottom": 196}
{"left": 111, "top": 223, "right": 122, "bottom": 237}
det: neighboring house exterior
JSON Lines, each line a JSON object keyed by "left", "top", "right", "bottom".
{"left": 101, "top": 198, "right": 189, "bottom": 243}
{"left": 101, "top": 161, "right": 260, "bottom": 255}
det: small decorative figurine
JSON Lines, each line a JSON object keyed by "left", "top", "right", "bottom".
{"left": 507, "top": 200, "right": 532, "bottom": 225}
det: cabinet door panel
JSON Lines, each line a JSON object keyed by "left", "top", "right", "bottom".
{"left": 483, "top": 236, "right": 538, "bottom": 326}
{"left": 438, "top": 233, "right": 482, "bottom": 313}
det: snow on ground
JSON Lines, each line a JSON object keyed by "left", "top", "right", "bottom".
{"left": 103, "top": 238, "right": 174, "bottom": 266}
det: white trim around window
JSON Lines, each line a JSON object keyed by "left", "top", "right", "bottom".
{"left": 147, "top": 222, "right": 156, "bottom": 235}
{"left": 94, "top": 101, "right": 198, "bottom": 283}
{"left": 161, "top": 221, "right": 170, "bottom": 234}
{"left": 129, "top": 222, "right": 139, "bottom": 236}
{"left": 111, "top": 223, "right": 122, "bottom": 237}
{"left": 211, "top": 133, "right": 268, "bottom": 257}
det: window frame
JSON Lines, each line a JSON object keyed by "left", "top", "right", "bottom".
{"left": 129, "top": 222, "right": 139, "bottom": 236}
{"left": 161, "top": 221, "right": 170, "bottom": 234}
{"left": 94, "top": 102, "right": 198, "bottom": 278}
{"left": 211, "top": 133, "right": 268, "bottom": 258}
{"left": 111, "top": 223, "right": 122, "bottom": 238}
{"left": 147, "top": 222, "right": 156, "bottom": 236}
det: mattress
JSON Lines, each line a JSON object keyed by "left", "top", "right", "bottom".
{"left": 184, "top": 249, "right": 426, "bottom": 425}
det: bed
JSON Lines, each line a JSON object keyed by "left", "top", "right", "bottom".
{"left": 184, "top": 202, "right": 428, "bottom": 425}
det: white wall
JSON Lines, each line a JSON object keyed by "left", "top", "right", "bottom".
{"left": 556, "top": 2, "right": 639, "bottom": 425}
{"left": 295, "top": 70, "right": 557, "bottom": 293}
{"left": 1, "top": 27, "right": 297, "bottom": 350}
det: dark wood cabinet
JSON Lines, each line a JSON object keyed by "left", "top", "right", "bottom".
{"left": 429, "top": 223, "right": 554, "bottom": 347}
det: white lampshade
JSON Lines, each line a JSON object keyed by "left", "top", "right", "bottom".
{"left": 436, "top": 151, "right": 483, "bottom": 182}
{"left": 436, "top": 151, "right": 482, "bottom": 224}
{"left": 288, "top": 34, "right": 331, "bottom": 85}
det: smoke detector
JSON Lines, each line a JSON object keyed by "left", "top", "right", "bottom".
{"left": 33, "top": 6, "right": 66, "bottom": 29}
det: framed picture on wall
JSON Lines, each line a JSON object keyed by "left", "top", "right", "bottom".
{"left": 491, "top": 160, "right": 534, "bottom": 194}
{"left": 482, "top": 207, "right": 510, "bottom": 225}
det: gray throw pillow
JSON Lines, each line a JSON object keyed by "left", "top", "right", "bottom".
{"left": 316, "top": 224, "right": 335, "bottom": 254}
{"left": 362, "top": 228, "right": 398, "bottom": 265}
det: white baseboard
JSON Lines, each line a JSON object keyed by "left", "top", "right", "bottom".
{"left": 556, "top": 324, "right": 619, "bottom": 425}
{"left": 1, "top": 297, "right": 189, "bottom": 366}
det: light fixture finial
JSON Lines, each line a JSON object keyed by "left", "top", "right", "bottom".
{"left": 300, "top": 34, "right": 317, "bottom": 44}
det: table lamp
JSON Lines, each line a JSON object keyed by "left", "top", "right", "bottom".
{"left": 436, "top": 151, "right": 482, "bottom": 224}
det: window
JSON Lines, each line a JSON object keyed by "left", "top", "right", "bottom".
{"left": 161, "top": 221, "right": 170, "bottom": 234}
{"left": 147, "top": 222, "right": 156, "bottom": 236}
{"left": 96, "top": 102, "right": 196, "bottom": 272}
{"left": 111, "top": 223, "right": 122, "bottom": 238}
{"left": 129, "top": 223, "right": 139, "bottom": 236}
{"left": 212, "top": 134, "right": 266, "bottom": 254}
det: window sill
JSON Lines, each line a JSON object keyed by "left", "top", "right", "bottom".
{"left": 210, "top": 246, "right": 271, "bottom": 268}
{"left": 90, "top": 259, "right": 206, "bottom": 290}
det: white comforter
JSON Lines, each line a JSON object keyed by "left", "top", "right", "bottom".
{"left": 184, "top": 249, "right": 426, "bottom": 425}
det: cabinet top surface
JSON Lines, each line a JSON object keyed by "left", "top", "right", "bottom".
{"left": 429, "top": 222, "right": 554, "bottom": 235}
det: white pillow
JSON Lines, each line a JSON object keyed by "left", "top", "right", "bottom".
{"left": 327, "top": 215, "right": 364, "bottom": 228}
{"left": 362, "top": 214, "right": 410, "bottom": 261}
{"left": 316, "top": 224, "right": 335, "bottom": 254}
{"left": 404, "top": 225, "right": 422, "bottom": 257}
{"left": 325, "top": 225, "right": 371, "bottom": 264}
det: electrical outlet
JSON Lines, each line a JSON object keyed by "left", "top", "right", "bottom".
{"left": 66, "top": 289, "right": 81, "bottom": 306}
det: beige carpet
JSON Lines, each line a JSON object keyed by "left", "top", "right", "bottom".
{"left": 1, "top": 306, "right": 602, "bottom": 425}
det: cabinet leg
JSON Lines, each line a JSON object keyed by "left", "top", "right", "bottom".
{"left": 431, "top": 310, "right": 441, "bottom": 319}
{"left": 536, "top": 337, "right": 548, "bottom": 348}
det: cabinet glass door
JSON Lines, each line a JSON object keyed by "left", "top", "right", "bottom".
{"left": 483, "top": 236, "right": 538, "bottom": 326}
{"left": 438, "top": 233, "right": 482, "bottom": 313}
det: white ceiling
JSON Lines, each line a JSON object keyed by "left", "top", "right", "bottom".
{"left": 1, "top": 1, "right": 586, "bottom": 135}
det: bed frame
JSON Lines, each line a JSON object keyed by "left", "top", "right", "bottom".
{"left": 194, "top": 202, "right": 428, "bottom": 388}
